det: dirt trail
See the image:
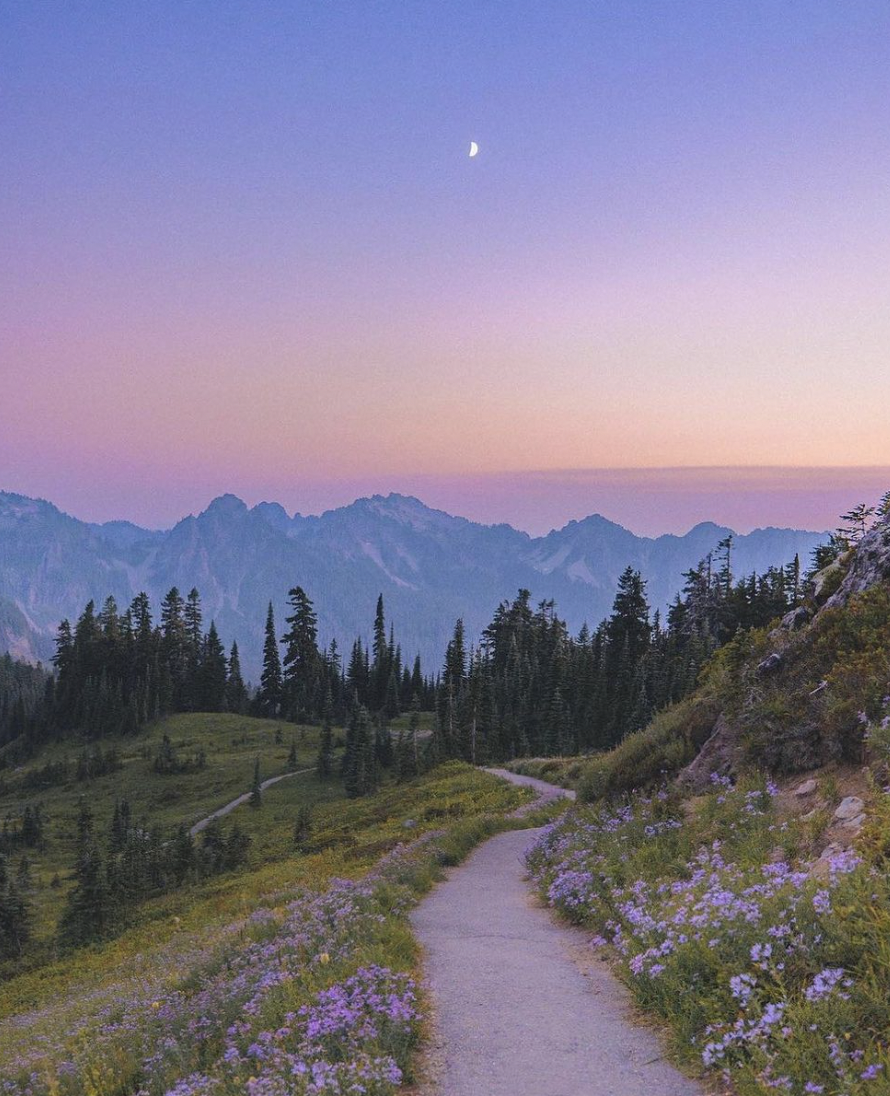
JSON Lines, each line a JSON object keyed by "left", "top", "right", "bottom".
{"left": 410, "top": 770, "right": 702, "bottom": 1096}
{"left": 189, "top": 767, "right": 313, "bottom": 836}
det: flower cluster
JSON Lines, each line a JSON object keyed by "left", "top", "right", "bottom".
{"left": 0, "top": 835, "right": 442, "bottom": 1096}
{"left": 527, "top": 775, "right": 890, "bottom": 1094}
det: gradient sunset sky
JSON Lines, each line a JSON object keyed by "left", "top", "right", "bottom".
{"left": 2, "top": 2, "right": 889, "bottom": 535}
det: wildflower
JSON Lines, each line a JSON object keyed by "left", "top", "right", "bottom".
{"left": 805, "top": 968, "right": 848, "bottom": 1002}
{"left": 730, "top": 973, "right": 756, "bottom": 1005}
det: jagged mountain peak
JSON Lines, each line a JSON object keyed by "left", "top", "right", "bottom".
{"left": 0, "top": 487, "right": 828, "bottom": 678}
{"left": 337, "top": 493, "right": 470, "bottom": 535}
{"left": 200, "top": 494, "right": 250, "bottom": 518}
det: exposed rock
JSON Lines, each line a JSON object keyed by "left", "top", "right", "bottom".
{"left": 836, "top": 813, "right": 866, "bottom": 837}
{"left": 794, "top": 778, "right": 818, "bottom": 798}
{"left": 822, "top": 526, "right": 890, "bottom": 612}
{"left": 775, "top": 606, "right": 811, "bottom": 635}
{"left": 676, "top": 714, "right": 742, "bottom": 793}
{"left": 757, "top": 652, "right": 784, "bottom": 676}
{"left": 833, "top": 796, "right": 865, "bottom": 822}
{"left": 809, "top": 842, "right": 844, "bottom": 882}
{"left": 812, "top": 560, "right": 846, "bottom": 603}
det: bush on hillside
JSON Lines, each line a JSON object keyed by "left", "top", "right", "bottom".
{"left": 741, "top": 585, "right": 890, "bottom": 773}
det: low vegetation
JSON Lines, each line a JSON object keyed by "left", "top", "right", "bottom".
{"left": 522, "top": 509, "right": 890, "bottom": 1094}
{"left": 528, "top": 773, "right": 890, "bottom": 1094}
{"left": 0, "top": 762, "right": 529, "bottom": 1095}
{"left": 0, "top": 712, "right": 336, "bottom": 961}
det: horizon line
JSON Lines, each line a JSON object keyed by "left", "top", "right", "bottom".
{"left": 0, "top": 481, "right": 835, "bottom": 541}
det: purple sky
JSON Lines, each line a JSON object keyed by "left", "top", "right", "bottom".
{"left": 2, "top": 4, "right": 889, "bottom": 535}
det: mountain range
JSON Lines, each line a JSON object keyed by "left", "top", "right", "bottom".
{"left": 0, "top": 490, "right": 826, "bottom": 679}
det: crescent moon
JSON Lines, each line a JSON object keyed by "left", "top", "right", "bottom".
{"left": 469, "top": 141, "right": 479, "bottom": 158}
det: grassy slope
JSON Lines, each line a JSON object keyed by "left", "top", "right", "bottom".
{"left": 0, "top": 713, "right": 335, "bottom": 945}
{"left": 510, "top": 582, "right": 890, "bottom": 802}
{"left": 0, "top": 759, "right": 531, "bottom": 1034}
{"left": 519, "top": 572, "right": 890, "bottom": 1094}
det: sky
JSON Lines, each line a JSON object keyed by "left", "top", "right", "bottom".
{"left": 2, "top": 2, "right": 890, "bottom": 535}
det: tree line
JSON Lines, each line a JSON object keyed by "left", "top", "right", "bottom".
{"left": 424, "top": 538, "right": 806, "bottom": 764}
{"left": 0, "top": 587, "right": 436, "bottom": 764}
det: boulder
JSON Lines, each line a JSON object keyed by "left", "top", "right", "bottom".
{"left": 809, "top": 842, "right": 844, "bottom": 882}
{"left": 833, "top": 796, "right": 865, "bottom": 822}
{"left": 676, "top": 714, "right": 742, "bottom": 794}
{"left": 757, "top": 652, "right": 783, "bottom": 676}
{"left": 794, "top": 778, "right": 818, "bottom": 798}
{"left": 801, "top": 803, "right": 828, "bottom": 821}
{"left": 837, "top": 813, "right": 866, "bottom": 836}
{"left": 782, "top": 606, "right": 811, "bottom": 631}
{"left": 823, "top": 526, "right": 890, "bottom": 611}
{"left": 812, "top": 560, "right": 845, "bottom": 603}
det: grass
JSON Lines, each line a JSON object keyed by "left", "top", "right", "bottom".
{"left": 505, "top": 695, "right": 720, "bottom": 801}
{"left": 0, "top": 713, "right": 328, "bottom": 946}
{"left": 527, "top": 772, "right": 890, "bottom": 1094}
{"left": 0, "top": 758, "right": 532, "bottom": 1096}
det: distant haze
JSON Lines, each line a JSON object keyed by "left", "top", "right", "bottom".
{"left": 1, "top": 466, "right": 885, "bottom": 539}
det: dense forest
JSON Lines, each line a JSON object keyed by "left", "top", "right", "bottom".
{"left": 4, "top": 516, "right": 876, "bottom": 956}
{"left": 0, "top": 588, "right": 436, "bottom": 761}
{"left": 428, "top": 539, "right": 803, "bottom": 764}
{"left": 0, "top": 530, "right": 824, "bottom": 791}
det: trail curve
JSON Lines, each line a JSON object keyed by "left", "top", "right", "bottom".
{"left": 410, "top": 769, "right": 702, "bottom": 1096}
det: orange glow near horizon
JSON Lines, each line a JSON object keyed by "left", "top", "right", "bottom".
{"left": 2, "top": 5, "right": 890, "bottom": 531}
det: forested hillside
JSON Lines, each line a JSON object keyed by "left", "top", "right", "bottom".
{"left": 0, "top": 489, "right": 824, "bottom": 677}
{"left": 518, "top": 495, "right": 890, "bottom": 1095}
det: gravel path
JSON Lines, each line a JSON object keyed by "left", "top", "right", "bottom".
{"left": 189, "top": 767, "right": 313, "bottom": 836}
{"left": 410, "top": 770, "right": 703, "bottom": 1096}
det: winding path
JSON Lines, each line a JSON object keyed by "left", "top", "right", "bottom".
{"left": 410, "top": 769, "right": 703, "bottom": 1096}
{"left": 189, "top": 767, "right": 313, "bottom": 836}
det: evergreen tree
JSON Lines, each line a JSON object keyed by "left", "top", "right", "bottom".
{"left": 160, "top": 588, "right": 187, "bottom": 710}
{"left": 409, "top": 693, "right": 423, "bottom": 773}
{"left": 343, "top": 705, "right": 376, "bottom": 798}
{"left": 293, "top": 805, "right": 313, "bottom": 850}
{"left": 0, "top": 854, "right": 32, "bottom": 959}
{"left": 371, "top": 595, "right": 389, "bottom": 710}
{"left": 199, "top": 622, "right": 228, "bottom": 712}
{"left": 170, "top": 824, "right": 195, "bottom": 884}
{"left": 839, "top": 503, "right": 875, "bottom": 544}
{"left": 316, "top": 686, "right": 334, "bottom": 780}
{"left": 226, "top": 641, "right": 248, "bottom": 713}
{"left": 59, "top": 801, "right": 111, "bottom": 947}
{"left": 181, "top": 589, "right": 203, "bottom": 710}
{"left": 281, "top": 587, "right": 320, "bottom": 723}
{"left": 258, "top": 603, "right": 283, "bottom": 717}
